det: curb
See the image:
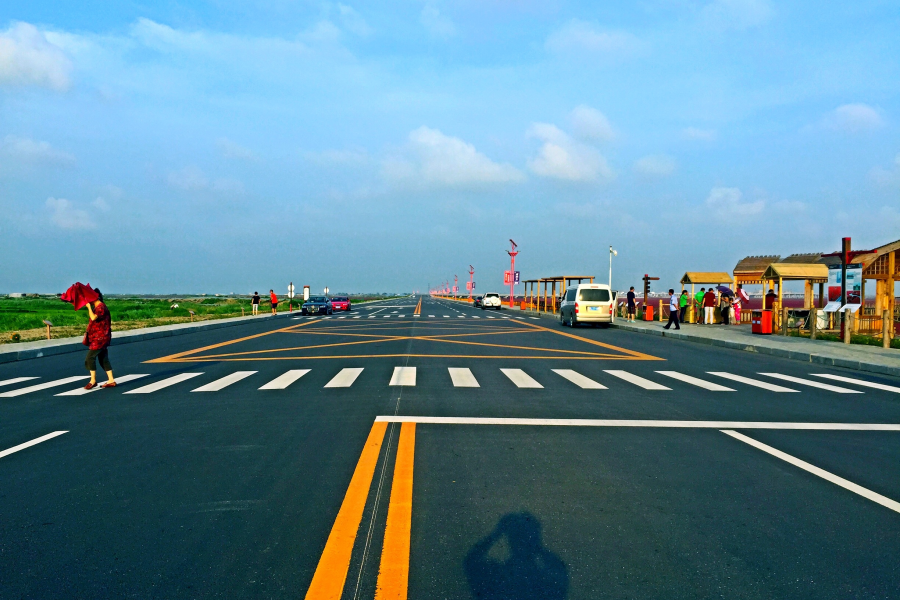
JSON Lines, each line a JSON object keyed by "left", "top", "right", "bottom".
{"left": 611, "top": 321, "right": 900, "bottom": 378}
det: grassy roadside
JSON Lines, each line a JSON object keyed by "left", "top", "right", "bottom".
{"left": 0, "top": 295, "right": 406, "bottom": 344}
{"left": 785, "top": 329, "right": 900, "bottom": 350}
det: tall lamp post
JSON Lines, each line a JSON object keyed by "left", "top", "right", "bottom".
{"left": 454, "top": 274, "right": 458, "bottom": 300}
{"left": 609, "top": 246, "right": 617, "bottom": 289}
{"left": 468, "top": 265, "right": 475, "bottom": 301}
{"left": 507, "top": 239, "right": 518, "bottom": 308}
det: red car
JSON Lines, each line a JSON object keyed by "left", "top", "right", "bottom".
{"left": 331, "top": 296, "right": 351, "bottom": 311}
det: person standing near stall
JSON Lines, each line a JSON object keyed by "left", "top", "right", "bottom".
{"left": 626, "top": 286, "right": 636, "bottom": 322}
{"left": 251, "top": 291, "right": 260, "bottom": 315}
{"left": 703, "top": 287, "right": 717, "bottom": 324}
{"left": 84, "top": 290, "right": 116, "bottom": 389}
{"left": 694, "top": 288, "right": 706, "bottom": 324}
{"left": 679, "top": 290, "right": 689, "bottom": 323}
{"left": 269, "top": 289, "right": 278, "bottom": 315}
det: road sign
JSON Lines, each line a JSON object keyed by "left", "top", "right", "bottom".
{"left": 504, "top": 270, "right": 511, "bottom": 285}
{"left": 453, "top": 286, "right": 459, "bottom": 293}
{"left": 466, "top": 282, "right": 471, "bottom": 291}
{"left": 514, "top": 271, "right": 520, "bottom": 284}
{"left": 324, "top": 287, "right": 329, "bottom": 295}
{"left": 472, "top": 281, "right": 475, "bottom": 290}
{"left": 288, "top": 283, "right": 295, "bottom": 299}
{"left": 303, "top": 285, "right": 310, "bottom": 301}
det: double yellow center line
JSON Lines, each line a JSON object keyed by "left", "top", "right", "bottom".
{"left": 304, "top": 422, "right": 417, "bottom": 600}
{"left": 413, "top": 298, "right": 422, "bottom": 315}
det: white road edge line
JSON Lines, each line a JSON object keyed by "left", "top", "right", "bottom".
{"left": 0, "top": 431, "right": 68, "bottom": 460}
{"left": 721, "top": 429, "right": 900, "bottom": 514}
{"left": 373, "top": 416, "right": 900, "bottom": 429}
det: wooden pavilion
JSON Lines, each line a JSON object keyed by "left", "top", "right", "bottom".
{"left": 679, "top": 272, "right": 734, "bottom": 323}
{"left": 524, "top": 275, "right": 595, "bottom": 314}
{"left": 853, "top": 238, "right": 899, "bottom": 335}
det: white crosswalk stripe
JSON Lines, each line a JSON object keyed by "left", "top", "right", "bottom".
{"left": 259, "top": 369, "right": 310, "bottom": 390}
{"left": 603, "top": 370, "right": 671, "bottom": 390}
{"left": 325, "top": 368, "right": 364, "bottom": 388}
{"left": 655, "top": 371, "right": 735, "bottom": 391}
{"left": 448, "top": 367, "right": 479, "bottom": 387}
{"left": 0, "top": 377, "right": 38, "bottom": 388}
{"left": 501, "top": 368, "right": 543, "bottom": 388}
{"left": 193, "top": 371, "right": 257, "bottom": 392}
{"left": 0, "top": 376, "right": 90, "bottom": 398}
{"left": 56, "top": 374, "right": 150, "bottom": 396}
{"left": 125, "top": 372, "right": 205, "bottom": 394}
{"left": 810, "top": 374, "right": 900, "bottom": 393}
{"left": 552, "top": 369, "right": 607, "bottom": 389}
{"left": 759, "top": 373, "right": 862, "bottom": 394}
{"left": 707, "top": 372, "right": 798, "bottom": 392}
{"left": 389, "top": 366, "right": 416, "bottom": 386}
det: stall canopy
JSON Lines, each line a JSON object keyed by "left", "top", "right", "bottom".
{"left": 680, "top": 272, "right": 734, "bottom": 285}
{"left": 762, "top": 263, "right": 828, "bottom": 281}
{"left": 734, "top": 256, "right": 780, "bottom": 286}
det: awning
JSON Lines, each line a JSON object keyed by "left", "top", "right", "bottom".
{"left": 761, "top": 263, "right": 828, "bottom": 282}
{"left": 680, "top": 272, "right": 734, "bottom": 285}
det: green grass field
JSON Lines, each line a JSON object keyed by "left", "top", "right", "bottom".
{"left": 0, "top": 295, "right": 402, "bottom": 343}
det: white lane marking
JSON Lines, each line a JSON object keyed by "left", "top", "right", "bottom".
{"left": 655, "top": 371, "right": 735, "bottom": 391}
{"left": 0, "top": 431, "right": 68, "bottom": 460}
{"left": 443, "top": 315, "right": 450, "bottom": 318}
{"left": 125, "top": 372, "right": 204, "bottom": 394}
{"left": 503, "top": 317, "right": 510, "bottom": 319}
{"left": 56, "top": 374, "right": 150, "bottom": 396}
{"left": 759, "top": 373, "right": 862, "bottom": 394}
{"left": 457, "top": 315, "right": 465, "bottom": 318}
{"left": 389, "top": 366, "right": 417, "bottom": 387}
{"left": 192, "top": 371, "right": 257, "bottom": 392}
{"left": 324, "top": 368, "right": 364, "bottom": 388}
{"left": 472, "top": 316, "right": 481, "bottom": 319}
{"left": 552, "top": 369, "right": 607, "bottom": 389}
{"left": 398, "top": 315, "right": 405, "bottom": 318}
{"left": 413, "top": 315, "right": 421, "bottom": 317}
{"left": 0, "top": 377, "right": 39, "bottom": 388}
{"left": 500, "top": 368, "right": 543, "bottom": 389}
{"left": 487, "top": 316, "right": 495, "bottom": 319}
{"left": 707, "top": 372, "right": 798, "bottom": 392}
{"left": 721, "top": 429, "right": 900, "bottom": 514}
{"left": 0, "top": 376, "right": 90, "bottom": 398}
{"left": 529, "top": 317, "right": 539, "bottom": 320}
{"left": 259, "top": 369, "right": 311, "bottom": 390}
{"left": 383, "top": 315, "right": 391, "bottom": 318}
{"left": 428, "top": 315, "right": 435, "bottom": 318}
{"left": 375, "top": 416, "right": 900, "bottom": 430}
{"left": 603, "top": 370, "right": 671, "bottom": 390}
{"left": 353, "top": 316, "right": 361, "bottom": 319}
{"left": 338, "top": 316, "right": 346, "bottom": 319}
{"left": 810, "top": 374, "right": 900, "bottom": 393}
{"left": 448, "top": 367, "right": 480, "bottom": 388}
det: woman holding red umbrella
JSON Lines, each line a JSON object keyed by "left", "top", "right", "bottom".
{"left": 83, "top": 289, "right": 116, "bottom": 389}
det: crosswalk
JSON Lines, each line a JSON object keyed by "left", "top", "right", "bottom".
{"left": 0, "top": 369, "right": 894, "bottom": 397}
{"left": 293, "top": 314, "right": 538, "bottom": 320}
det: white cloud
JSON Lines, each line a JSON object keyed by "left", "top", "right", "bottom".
{"left": 705, "top": 187, "right": 765, "bottom": 220}
{"left": 420, "top": 3, "right": 456, "bottom": 39}
{"left": 869, "top": 153, "right": 900, "bottom": 187}
{"left": 700, "top": 0, "right": 773, "bottom": 32}
{"left": 304, "top": 147, "right": 369, "bottom": 165}
{"left": 384, "top": 126, "right": 523, "bottom": 186}
{"left": 527, "top": 123, "right": 615, "bottom": 183}
{"left": 217, "top": 137, "right": 258, "bottom": 161}
{"left": 0, "top": 22, "right": 72, "bottom": 90}
{"left": 166, "top": 165, "right": 246, "bottom": 195}
{"left": 634, "top": 154, "right": 676, "bottom": 179}
{"left": 1, "top": 135, "right": 75, "bottom": 164}
{"left": 46, "top": 197, "right": 95, "bottom": 230}
{"left": 822, "top": 103, "right": 884, "bottom": 133}
{"left": 545, "top": 20, "right": 643, "bottom": 58}
{"left": 337, "top": 4, "right": 373, "bottom": 37}
{"left": 569, "top": 105, "right": 614, "bottom": 142}
{"left": 682, "top": 127, "right": 717, "bottom": 141}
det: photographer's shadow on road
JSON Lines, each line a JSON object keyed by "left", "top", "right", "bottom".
{"left": 464, "top": 512, "right": 569, "bottom": 600}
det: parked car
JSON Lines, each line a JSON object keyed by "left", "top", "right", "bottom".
{"left": 558, "top": 283, "right": 615, "bottom": 327}
{"left": 331, "top": 296, "right": 351, "bottom": 311}
{"left": 481, "top": 292, "right": 502, "bottom": 310}
{"left": 473, "top": 295, "right": 484, "bottom": 308}
{"left": 302, "top": 296, "right": 333, "bottom": 315}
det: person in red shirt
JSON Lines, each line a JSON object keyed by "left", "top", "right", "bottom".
{"left": 703, "top": 289, "right": 717, "bottom": 324}
{"left": 269, "top": 289, "right": 278, "bottom": 315}
{"left": 84, "top": 290, "right": 116, "bottom": 389}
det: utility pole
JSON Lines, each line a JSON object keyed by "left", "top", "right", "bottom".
{"left": 609, "top": 246, "right": 617, "bottom": 289}
{"left": 507, "top": 239, "right": 519, "bottom": 308}
{"left": 454, "top": 274, "right": 458, "bottom": 300}
{"left": 468, "top": 265, "right": 475, "bottom": 301}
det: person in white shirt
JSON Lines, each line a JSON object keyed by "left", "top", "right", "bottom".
{"left": 664, "top": 288, "right": 681, "bottom": 330}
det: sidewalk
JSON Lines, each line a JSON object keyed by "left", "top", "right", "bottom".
{"left": 613, "top": 320, "right": 900, "bottom": 377}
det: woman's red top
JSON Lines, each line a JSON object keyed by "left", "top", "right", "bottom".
{"left": 86, "top": 302, "right": 112, "bottom": 350}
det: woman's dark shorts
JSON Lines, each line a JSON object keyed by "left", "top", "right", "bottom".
{"left": 85, "top": 347, "right": 112, "bottom": 372}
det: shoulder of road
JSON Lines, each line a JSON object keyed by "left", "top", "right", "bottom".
{"left": 0, "top": 298, "right": 395, "bottom": 364}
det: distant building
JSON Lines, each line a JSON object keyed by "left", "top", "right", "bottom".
{"left": 8, "top": 293, "right": 26, "bottom": 298}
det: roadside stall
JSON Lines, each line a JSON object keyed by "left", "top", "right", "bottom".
{"left": 679, "top": 272, "right": 734, "bottom": 323}
{"left": 524, "top": 276, "right": 595, "bottom": 314}
{"left": 760, "top": 263, "right": 828, "bottom": 334}
{"left": 854, "top": 238, "right": 899, "bottom": 338}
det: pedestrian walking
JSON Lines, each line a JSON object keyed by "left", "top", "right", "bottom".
{"left": 664, "top": 289, "right": 680, "bottom": 330}
{"left": 269, "top": 289, "right": 278, "bottom": 315}
{"left": 703, "top": 287, "right": 717, "bottom": 324}
{"left": 83, "top": 289, "right": 116, "bottom": 389}
{"left": 694, "top": 288, "right": 706, "bottom": 324}
{"left": 679, "top": 290, "right": 689, "bottom": 323}
{"left": 251, "top": 291, "right": 260, "bottom": 315}
{"left": 626, "top": 286, "right": 636, "bottom": 322}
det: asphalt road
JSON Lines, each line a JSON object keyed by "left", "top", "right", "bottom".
{"left": 1, "top": 295, "right": 899, "bottom": 599}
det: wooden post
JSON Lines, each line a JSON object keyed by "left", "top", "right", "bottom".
{"left": 782, "top": 305, "right": 789, "bottom": 336}
{"left": 884, "top": 309, "right": 891, "bottom": 349}
{"left": 658, "top": 299, "right": 663, "bottom": 322}
{"left": 810, "top": 307, "right": 817, "bottom": 340}
{"left": 818, "top": 282, "right": 824, "bottom": 308}
{"left": 843, "top": 309, "right": 851, "bottom": 344}
{"left": 690, "top": 283, "right": 695, "bottom": 323}
{"left": 46, "top": 324, "right": 51, "bottom": 340}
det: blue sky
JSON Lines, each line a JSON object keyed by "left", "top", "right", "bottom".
{"left": 1, "top": 1, "right": 898, "bottom": 295}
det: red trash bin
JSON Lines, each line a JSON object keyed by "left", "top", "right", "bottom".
{"left": 752, "top": 310, "right": 772, "bottom": 334}
{"left": 643, "top": 305, "right": 654, "bottom": 321}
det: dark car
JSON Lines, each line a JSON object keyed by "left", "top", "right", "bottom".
{"left": 331, "top": 296, "right": 351, "bottom": 311}
{"left": 302, "top": 296, "right": 333, "bottom": 315}
{"left": 473, "top": 295, "right": 484, "bottom": 308}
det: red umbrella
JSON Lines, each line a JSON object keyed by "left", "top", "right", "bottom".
{"left": 738, "top": 289, "right": 750, "bottom": 303}
{"left": 60, "top": 282, "right": 99, "bottom": 310}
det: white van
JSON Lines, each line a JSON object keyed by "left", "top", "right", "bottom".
{"left": 558, "top": 283, "right": 615, "bottom": 327}
{"left": 481, "top": 292, "right": 502, "bottom": 310}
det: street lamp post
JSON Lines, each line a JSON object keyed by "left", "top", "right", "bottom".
{"left": 454, "top": 275, "right": 458, "bottom": 300}
{"left": 609, "top": 246, "right": 617, "bottom": 289}
{"left": 507, "top": 239, "right": 518, "bottom": 308}
{"left": 468, "top": 265, "right": 475, "bottom": 301}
